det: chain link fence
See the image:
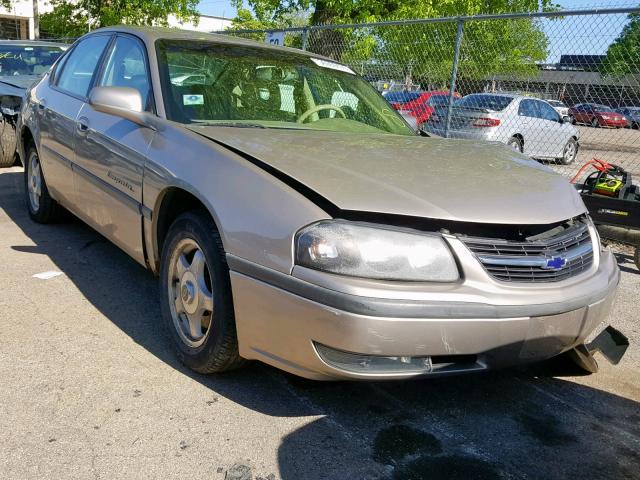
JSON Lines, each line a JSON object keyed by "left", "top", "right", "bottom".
{"left": 222, "top": 7, "right": 640, "bottom": 180}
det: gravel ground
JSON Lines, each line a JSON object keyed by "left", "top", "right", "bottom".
{"left": 0, "top": 166, "right": 638, "bottom": 480}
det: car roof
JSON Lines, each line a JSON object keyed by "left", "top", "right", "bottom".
{"left": 0, "top": 39, "right": 69, "bottom": 47}
{"left": 91, "top": 25, "right": 334, "bottom": 61}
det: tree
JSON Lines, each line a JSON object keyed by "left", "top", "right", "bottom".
{"left": 39, "top": 0, "right": 200, "bottom": 39}
{"left": 601, "top": 12, "right": 640, "bottom": 76}
{"left": 230, "top": 0, "right": 557, "bottom": 86}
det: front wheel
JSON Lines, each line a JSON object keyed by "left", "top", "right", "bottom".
{"left": 506, "top": 136, "right": 523, "bottom": 153}
{"left": 558, "top": 138, "right": 578, "bottom": 165}
{"left": 159, "top": 211, "right": 244, "bottom": 374}
{"left": 591, "top": 117, "right": 600, "bottom": 128}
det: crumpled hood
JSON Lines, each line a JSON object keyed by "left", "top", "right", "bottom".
{"left": 189, "top": 127, "right": 586, "bottom": 225}
{"left": 0, "top": 74, "right": 41, "bottom": 97}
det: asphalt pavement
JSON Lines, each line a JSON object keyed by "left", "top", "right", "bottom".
{"left": 0, "top": 166, "right": 638, "bottom": 480}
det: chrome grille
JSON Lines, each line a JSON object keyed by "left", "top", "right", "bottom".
{"left": 461, "top": 221, "right": 594, "bottom": 283}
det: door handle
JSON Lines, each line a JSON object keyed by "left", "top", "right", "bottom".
{"left": 77, "top": 117, "right": 89, "bottom": 133}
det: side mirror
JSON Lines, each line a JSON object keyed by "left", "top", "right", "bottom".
{"left": 562, "top": 115, "right": 571, "bottom": 123}
{"left": 88, "top": 86, "right": 155, "bottom": 129}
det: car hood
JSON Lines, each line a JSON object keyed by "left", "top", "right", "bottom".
{"left": 188, "top": 127, "right": 586, "bottom": 225}
{"left": 0, "top": 74, "right": 42, "bottom": 97}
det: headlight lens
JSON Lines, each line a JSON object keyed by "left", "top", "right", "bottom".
{"left": 295, "top": 221, "right": 459, "bottom": 282}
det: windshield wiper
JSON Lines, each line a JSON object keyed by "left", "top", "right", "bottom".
{"left": 192, "top": 121, "right": 267, "bottom": 129}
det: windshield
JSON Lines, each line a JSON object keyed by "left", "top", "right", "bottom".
{"left": 456, "top": 94, "right": 513, "bottom": 111}
{"left": 593, "top": 104, "right": 613, "bottom": 112}
{"left": 384, "top": 91, "right": 421, "bottom": 103}
{"left": 156, "top": 40, "right": 414, "bottom": 135}
{"left": 0, "top": 44, "right": 66, "bottom": 76}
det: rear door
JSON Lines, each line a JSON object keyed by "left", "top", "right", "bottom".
{"left": 73, "top": 34, "right": 155, "bottom": 265}
{"left": 37, "top": 34, "right": 112, "bottom": 205}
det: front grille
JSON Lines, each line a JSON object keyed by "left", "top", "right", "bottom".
{"left": 460, "top": 220, "right": 594, "bottom": 283}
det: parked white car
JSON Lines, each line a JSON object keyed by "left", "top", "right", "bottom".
{"left": 547, "top": 99, "right": 569, "bottom": 117}
{"left": 426, "top": 93, "right": 580, "bottom": 164}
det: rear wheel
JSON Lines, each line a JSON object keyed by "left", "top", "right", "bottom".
{"left": 558, "top": 138, "right": 578, "bottom": 165}
{"left": 506, "top": 136, "right": 523, "bottom": 153}
{"left": 160, "top": 211, "right": 244, "bottom": 374}
{"left": 0, "top": 117, "right": 17, "bottom": 167}
{"left": 24, "top": 144, "right": 61, "bottom": 223}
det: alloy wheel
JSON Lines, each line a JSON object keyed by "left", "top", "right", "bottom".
{"left": 27, "top": 151, "right": 42, "bottom": 212}
{"left": 563, "top": 141, "right": 576, "bottom": 163}
{"left": 167, "top": 238, "right": 214, "bottom": 348}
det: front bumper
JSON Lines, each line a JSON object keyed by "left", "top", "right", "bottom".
{"left": 228, "top": 248, "right": 619, "bottom": 380}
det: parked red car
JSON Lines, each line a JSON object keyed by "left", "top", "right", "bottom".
{"left": 568, "top": 103, "right": 629, "bottom": 128}
{"left": 398, "top": 91, "right": 462, "bottom": 127}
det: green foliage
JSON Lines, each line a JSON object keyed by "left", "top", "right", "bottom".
{"left": 601, "top": 13, "right": 640, "bottom": 77}
{"left": 39, "top": 0, "right": 200, "bottom": 39}
{"left": 230, "top": 0, "right": 556, "bottom": 85}
{"left": 227, "top": 8, "right": 309, "bottom": 46}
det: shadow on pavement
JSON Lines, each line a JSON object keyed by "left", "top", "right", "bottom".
{"left": 1, "top": 169, "right": 638, "bottom": 480}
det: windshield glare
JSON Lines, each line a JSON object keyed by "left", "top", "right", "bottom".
{"left": 0, "top": 44, "right": 66, "bottom": 76}
{"left": 156, "top": 40, "right": 414, "bottom": 135}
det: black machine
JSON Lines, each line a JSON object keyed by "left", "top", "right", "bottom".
{"left": 572, "top": 159, "right": 640, "bottom": 269}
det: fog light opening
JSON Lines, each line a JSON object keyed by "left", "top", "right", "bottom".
{"left": 314, "top": 343, "right": 481, "bottom": 375}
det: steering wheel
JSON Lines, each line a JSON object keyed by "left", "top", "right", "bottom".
{"left": 297, "top": 104, "right": 346, "bottom": 124}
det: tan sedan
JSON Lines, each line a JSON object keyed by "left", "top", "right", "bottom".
{"left": 17, "top": 27, "right": 619, "bottom": 380}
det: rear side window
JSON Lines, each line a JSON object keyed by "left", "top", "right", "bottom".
{"left": 56, "top": 35, "right": 111, "bottom": 98}
{"left": 457, "top": 94, "right": 513, "bottom": 111}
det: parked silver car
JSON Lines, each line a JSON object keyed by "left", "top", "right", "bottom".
{"left": 18, "top": 27, "right": 618, "bottom": 380}
{"left": 426, "top": 93, "right": 580, "bottom": 164}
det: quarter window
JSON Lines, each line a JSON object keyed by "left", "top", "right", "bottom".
{"left": 56, "top": 35, "right": 111, "bottom": 98}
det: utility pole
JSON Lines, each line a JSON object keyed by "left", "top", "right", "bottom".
{"left": 32, "top": 0, "right": 39, "bottom": 39}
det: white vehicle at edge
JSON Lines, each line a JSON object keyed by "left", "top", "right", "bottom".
{"left": 426, "top": 93, "right": 580, "bottom": 165}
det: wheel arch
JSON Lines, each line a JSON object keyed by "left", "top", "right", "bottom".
{"left": 150, "top": 185, "right": 225, "bottom": 274}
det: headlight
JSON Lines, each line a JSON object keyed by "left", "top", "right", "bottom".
{"left": 295, "top": 221, "right": 459, "bottom": 282}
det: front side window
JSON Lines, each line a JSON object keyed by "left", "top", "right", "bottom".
{"left": 99, "top": 36, "right": 152, "bottom": 111}
{"left": 537, "top": 101, "right": 560, "bottom": 122}
{"left": 156, "top": 40, "right": 414, "bottom": 135}
{"left": 518, "top": 99, "right": 538, "bottom": 118}
{"left": 56, "top": 35, "right": 111, "bottom": 98}
{"left": 0, "top": 44, "right": 67, "bottom": 76}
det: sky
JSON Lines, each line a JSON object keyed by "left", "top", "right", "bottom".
{"left": 197, "top": 0, "right": 635, "bottom": 62}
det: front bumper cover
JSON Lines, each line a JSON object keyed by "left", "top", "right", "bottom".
{"left": 227, "top": 248, "right": 620, "bottom": 380}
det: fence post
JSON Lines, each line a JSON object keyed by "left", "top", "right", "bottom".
{"left": 301, "top": 27, "right": 309, "bottom": 51}
{"left": 444, "top": 19, "right": 464, "bottom": 138}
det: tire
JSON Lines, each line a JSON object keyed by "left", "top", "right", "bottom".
{"left": 160, "top": 210, "right": 244, "bottom": 374}
{"left": 570, "top": 115, "right": 576, "bottom": 125}
{"left": 558, "top": 138, "right": 578, "bottom": 165}
{"left": 506, "top": 136, "right": 523, "bottom": 153}
{"left": 0, "top": 117, "right": 17, "bottom": 167}
{"left": 591, "top": 117, "right": 599, "bottom": 128}
{"left": 635, "top": 247, "right": 640, "bottom": 271}
{"left": 24, "top": 144, "right": 61, "bottom": 223}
